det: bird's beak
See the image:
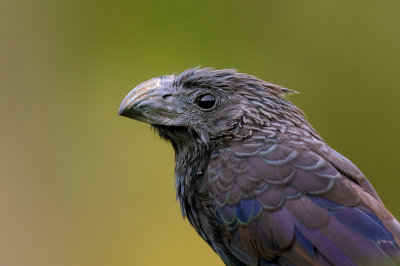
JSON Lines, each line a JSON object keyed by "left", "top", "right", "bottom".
{"left": 118, "top": 76, "right": 186, "bottom": 126}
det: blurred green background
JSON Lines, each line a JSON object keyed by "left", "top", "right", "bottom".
{"left": 1, "top": 0, "right": 399, "bottom": 265}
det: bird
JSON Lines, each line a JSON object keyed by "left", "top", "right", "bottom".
{"left": 118, "top": 67, "right": 400, "bottom": 265}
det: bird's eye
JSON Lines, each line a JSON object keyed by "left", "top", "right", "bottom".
{"left": 195, "top": 94, "right": 216, "bottom": 110}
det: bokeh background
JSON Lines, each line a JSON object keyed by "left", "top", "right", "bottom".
{"left": 1, "top": 0, "right": 399, "bottom": 265}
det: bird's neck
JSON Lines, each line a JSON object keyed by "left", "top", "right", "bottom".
{"left": 153, "top": 125, "right": 214, "bottom": 216}
{"left": 173, "top": 141, "right": 211, "bottom": 218}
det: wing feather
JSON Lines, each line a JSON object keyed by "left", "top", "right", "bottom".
{"left": 207, "top": 139, "right": 400, "bottom": 265}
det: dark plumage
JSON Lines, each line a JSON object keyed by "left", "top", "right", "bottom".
{"left": 119, "top": 68, "right": 400, "bottom": 265}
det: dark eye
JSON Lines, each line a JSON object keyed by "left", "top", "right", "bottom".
{"left": 196, "top": 94, "right": 216, "bottom": 110}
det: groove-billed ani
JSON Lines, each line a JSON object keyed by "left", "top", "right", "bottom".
{"left": 118, "top": 68, "right": 400, "bottom": 265}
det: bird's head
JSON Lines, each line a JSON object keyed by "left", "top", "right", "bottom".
{"left": 119, "top": 68, "right": 305, "bottom": 152}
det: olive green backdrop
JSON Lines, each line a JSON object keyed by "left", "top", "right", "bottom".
{"left": 1, "top": 0, "right": 399, "bottom": 265}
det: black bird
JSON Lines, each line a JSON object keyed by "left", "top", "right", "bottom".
{"left": 119, "top": 68, "right": 400, "bottom": 265}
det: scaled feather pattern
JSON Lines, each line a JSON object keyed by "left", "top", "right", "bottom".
{"left": 119, "top": 68, "right": 400, "bottom": 266}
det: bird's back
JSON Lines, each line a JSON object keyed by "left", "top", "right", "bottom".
{"left": 200, "top": 125, "right": 400, "bottom": 265}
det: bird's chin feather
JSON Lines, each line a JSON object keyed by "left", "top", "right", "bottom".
{"left": 193, "top": 126, "right": 211, "bottom": 144}
{"left": 152, "top": 125, "right": 199, "bottom": 143}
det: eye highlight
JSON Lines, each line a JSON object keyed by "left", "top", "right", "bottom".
{"left": 195, "top": 94, "right": 216, "bottom": 110}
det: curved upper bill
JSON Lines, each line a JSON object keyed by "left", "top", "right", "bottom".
{"left": 118, "top": 76, "right": 185, "bottom": 126}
